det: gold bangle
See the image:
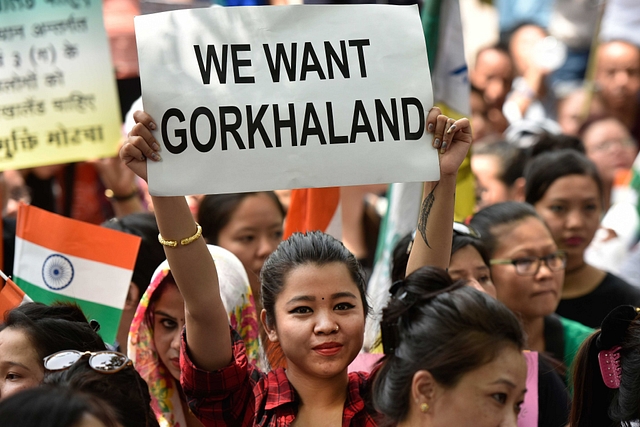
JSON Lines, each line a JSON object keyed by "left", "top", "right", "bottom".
{"left": 105, "top": 187, "right": 138, "bottom": 202}
{"left": 158, "top": 223, "right": 202, "bottom": 247}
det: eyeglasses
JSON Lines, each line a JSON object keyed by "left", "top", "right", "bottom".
{"left": 490, "top": 251, "right": 567, "bottom": 276}
{"left": 591, "top": 138, "right": 637, "bottom": 153}
{"left": 44, "top": 350, "right": 132, "bottom": 374}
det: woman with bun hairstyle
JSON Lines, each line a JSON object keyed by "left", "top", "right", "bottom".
{"left": 373, "top": 267, "right": 527, "bottom": 427}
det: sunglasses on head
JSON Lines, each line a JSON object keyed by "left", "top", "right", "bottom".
{"left": 44, "top": 350, "right": 132, "bottom": 374}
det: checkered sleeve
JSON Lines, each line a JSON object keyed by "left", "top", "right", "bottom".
{"left": 180, "top": 327, "right": 263, "bottom": 427}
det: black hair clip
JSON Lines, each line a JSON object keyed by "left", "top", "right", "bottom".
{"left": 389, "top": 280, "right": 404, "bottom": 297}
{"left": 389, "top": 280, "right": 418, "bottom": 306}
{"left": 89, "top": 319, "right": 101, "bottom": 333}
{"left": 381, "top": 319, "right": 400, "bottom": 356}
{"left": 597, "top": 305, "right": 639, "bottom": 351}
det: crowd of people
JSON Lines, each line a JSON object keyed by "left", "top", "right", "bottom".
{"left": 1, "top": 0, "right": 640, "bottom": 426}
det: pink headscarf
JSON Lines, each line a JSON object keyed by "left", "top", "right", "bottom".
{"left": 128, "top": 245, "right": 260, "bottom": 426}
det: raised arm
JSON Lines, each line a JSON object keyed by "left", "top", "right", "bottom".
{"left": 120, "top": 111, "right": 232, "bottom": 371}
{"left": 405, "top": 107, "right": 472, "bottom": 276}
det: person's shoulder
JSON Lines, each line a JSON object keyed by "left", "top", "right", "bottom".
{"left": 558, "top": 315, "right": 594, "bottom": 338}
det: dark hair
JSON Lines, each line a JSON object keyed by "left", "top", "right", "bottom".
{"left": 529, "top": 133, "right": 585, "bottom": 157}
{"left": 373, "top": 267, "right": 525, "bottom": 423}
{"left": 473, "top": 140, "right": 527, "bottom": 188}
{"left": 102, "top": 212, "right": 165, "bottom": 299}
{"left": 391, "top": 233, "right": 413, "bottom": 283}
{"left": 0, "top": 303, "right": 106, "bottom": 360}
{"left": 198, "top": 192, "right": 285, "bottom": 244}
{"left": 44, "top": 354, "right": 160, "bottom": 427}
{"left": 469, "top": 201, "right": 543, "bottom": 256}
{"left": 260, "top": 231, "right": 369, "bottom": 328}
{"left": 391, "top": 230, "right": 491, "bottom": 284}
{"left": 571, "top": 306, "right": 640, "bottom": 427}
{"left": 452, "top": 232, "right": 491, "bottom": 267}
{"left": 0, "top": 386, "right": 120, "bottom": 427}
{"left": 475, "top": 43, "right": 512, "bottom": 65}
{"left": 524, "top": 149, "right": 604, "bottom": 206}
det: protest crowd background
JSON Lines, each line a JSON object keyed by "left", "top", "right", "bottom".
{"left": 2, "top": 0, "right": 640, "bottom": 426}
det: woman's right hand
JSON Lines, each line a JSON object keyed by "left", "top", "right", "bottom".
{"left": 119, "top": 110, "right": 162, "bottom": 182}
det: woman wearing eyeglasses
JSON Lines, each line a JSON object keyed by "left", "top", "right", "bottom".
{"left": 469, "top": 201, "right": 593, "bottom": 376}
{"left": 525, "top": 149, "right": 640, "bottom": 329}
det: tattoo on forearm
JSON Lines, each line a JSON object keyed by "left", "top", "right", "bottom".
{"left": 417, "top": 182, "right": 438, "bottom": 249}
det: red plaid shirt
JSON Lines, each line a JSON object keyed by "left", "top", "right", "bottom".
{"left": 180, "top": 329, "right": 379, "bottom": 427}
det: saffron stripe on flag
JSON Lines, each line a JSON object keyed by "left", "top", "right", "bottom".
{"left": 16, "top": 204, "right": 140, "bottom": 270}
{"left": 0, "top": 279, "right": 30, "bottom": 319}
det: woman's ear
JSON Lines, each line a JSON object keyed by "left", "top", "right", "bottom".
{"left": 509, "top": 177, "right": 526, "bottom": 202}
{"left": 261, "top": 309, "right": 279, "bottom": 342}
{"left": 411, "top": 369, "right": 437, "bottom": 410}
{"left": 124, "top": 282, "right": 140, "bottom": 310}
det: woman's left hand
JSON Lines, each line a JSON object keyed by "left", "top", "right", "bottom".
{"left": 426, "top": 106, "right": 472, "bottom": 177}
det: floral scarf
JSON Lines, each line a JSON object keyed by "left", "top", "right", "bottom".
{"left": 128, "top": 245, "right": 260, "bottom": 427}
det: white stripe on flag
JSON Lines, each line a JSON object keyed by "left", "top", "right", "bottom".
{"left": 15, "top": 238, "right": 131, "bottom": 309}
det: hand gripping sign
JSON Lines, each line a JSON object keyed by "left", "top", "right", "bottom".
{"left": 135, "top": 4, "right": 438, "bottom": 196}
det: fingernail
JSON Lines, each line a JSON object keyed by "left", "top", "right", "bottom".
{"left": 433, "top": 138, "right": 440, "bottom": 148}
{"left": 141, "top": 154, "right": 146, "bottom": 161}
{"left": 152, "top": 142, "right": 160, "bottom": 151}
{"left": 440, "top": 141, "right": 448, "bottom": 154}
{"left": 446, "top": 124, "right": 456, "bottom": 134}
{"left": 149, "top": 122, "right": 157, "bottom": 130}
{"left": 151, "top": 152, "right": 162, "bottom": 161}
{"left": 428, "top": 123, "right": 434, "bottom": 132}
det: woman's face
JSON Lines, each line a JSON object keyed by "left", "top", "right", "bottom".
{"left": 449, "top": 245, "right": 497, "bottom": 298}
{"left": 217, "top": 194, "right": 284, "bottom": 293}
{"left": 489, "top": 217, "right": 563, "bottom": 321}
{"left": 152, "top": 283, "right": 185, "bottom": 381}
{"left": 428, "top": 345, "right": 526, "bottom": 427}
{"left": 264, "top": 262, "right": 365, "bottom": 380}
{"left": 471, "top": 154, "right": 509, "bottom": 210}
{"left": 583, "top": 118, "right": 638, "bottom": 185}
{"left": 0, "top": 327, "right": 44, "bottom": 400}
{"left": 534, "top": 175, "right": 601, "bottom": 265}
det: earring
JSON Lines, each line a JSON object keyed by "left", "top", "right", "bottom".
{"left": 420, "top": 403, "right": 429, "bottom": 413}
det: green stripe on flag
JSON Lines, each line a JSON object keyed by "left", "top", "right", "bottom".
{"left": 15, "top": 278, "right": 121, "bottom": 345}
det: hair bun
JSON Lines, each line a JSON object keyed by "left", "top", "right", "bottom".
{"left": 597, "top": 305, "right": 638, "bottom": 350}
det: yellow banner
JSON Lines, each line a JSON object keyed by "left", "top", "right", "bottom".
{"left": 0, "top": 0, "right": 121, "bottom": 170}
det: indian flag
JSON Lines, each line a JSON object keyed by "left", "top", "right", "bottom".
{"left": 0, "top": 277, "right": 32, "bottom": 320}
{"left": 13, "top": 204, "right": 141, "bottom": 344}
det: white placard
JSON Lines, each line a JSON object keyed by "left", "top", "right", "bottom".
{"left": 135, "top": 4, "right": 438, "bottom": 196}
